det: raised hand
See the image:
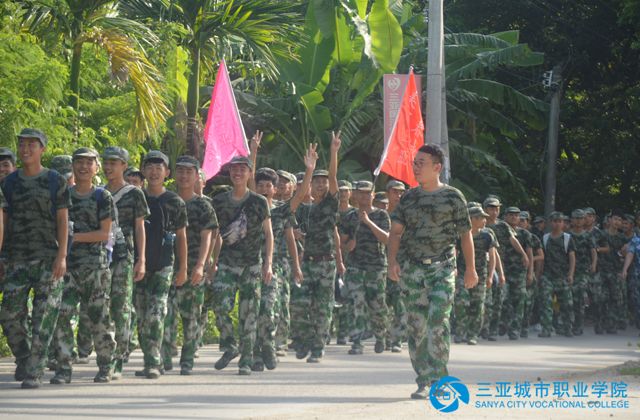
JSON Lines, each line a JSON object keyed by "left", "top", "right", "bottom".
{"left": 249, "top": 130, "right": 263, "bottom": 153}
{"left": 330, "top": 130, "right": 341, "bottom": 153}
{"left": 304, "top": 143, "right": 319, "bottom": 170}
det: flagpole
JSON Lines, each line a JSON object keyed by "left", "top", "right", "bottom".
{"left": 425, "top": 0, "right": 450, "bottom": 183}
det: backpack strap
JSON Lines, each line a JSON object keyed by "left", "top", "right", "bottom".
{"left": 543, "top": 233, "right": 550, "bottom": 250}
{"left": 111, "top": 184, "right": 136, "bottom": 204}
{"left": 563, "top": 232, "right": 571, "bottom": 253}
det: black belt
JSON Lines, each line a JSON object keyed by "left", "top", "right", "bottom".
{"left": 304, "top": 254, "right": 335, "bottom": 262}
{"left": 413, "top": 251, "right": 454, "bottom": 266}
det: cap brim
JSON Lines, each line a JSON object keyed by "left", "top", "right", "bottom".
{"left": 176, "top": 162, "right": 198, "bottom": 168}
{"left": 74, "top": 153, "right": 98, "bottom": 158}
{"left": 102, "top": 154, "right": 126, "bottom": 162}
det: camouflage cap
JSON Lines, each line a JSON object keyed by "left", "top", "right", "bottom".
{"left": 102, "top": 146, "right": 130, "bottom": 163}
{"left": 143, "top": 150, "right": 170, "bottom": 166}
{"left": 533, "top": 216, "right": 545, "bottom": 224}
{"left": 277, "top": 169, "right": 296, "bottom": 184}
{"left": 386, "top": 180, "right": 406, "bottom": 191}
{"left": 17, "top": 128, "right": 47, "bottom": 147}
{"left": 469, "top": 206, "right": 489, "bottom": 218}
{"left": 571, "top": 209, "right": 586, "bottom": 218}
{"left": 355, "top": 180, "right": 374, "bottom": 192}
{"left": 72, "top": 147, "right": 100, "bottom": 161}
{"left": 373, "top": 192, "right": 388, "bottom": 203}
{"left": 583, "top": 207, "right": 596, "bottom": 215}
{"left": 548, "top": 211, "right": 564, "bottom": 221}
{"left": 124, "top": 166, "right": 143, "bottom": 178}
{"left": 227, "top": 155, "right": 252, "bottom": 169}
{"left": 505, "top": 206, "right": 521, "bottom": 214}
{"left": 483, "top": 196, "right": 501, "bottom": 208}
{"left": 338, "top": 180, "right": 353, "bottom": 190}
{"left": 0, "top": 147, "right": 16, "bottom": 164}
{"left": 295, "top": 171, "right": 305, "bottom": 184}
{"left": 312, "top": 169, "right": 329, "bottom": 178}
{"left": 520, "top": 211, "right": 530, "bottom": 220}
{"left": 176, "top": 155, "right": 200, "bottom": 169}
{"left": 467, "top": 201, "right": 482, "bottom": 208}
{"left": 624, "top": 213, "right": 635, "bottom": 223}
{"left": 50, "top": 155, "right": 73, "bottom": 178}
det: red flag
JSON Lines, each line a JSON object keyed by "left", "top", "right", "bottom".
{"left": 374, "top": 69, "right": 424, "bottom": 187}
{"left": 202, "top": 59, "right": 248, "bottom": 179}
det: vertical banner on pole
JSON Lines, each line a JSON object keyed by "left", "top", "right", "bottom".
{"left": 383, "top": 74, "right": 422, "bottom": 146}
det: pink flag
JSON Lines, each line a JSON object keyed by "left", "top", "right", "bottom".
{"left": 202, "top": 59, "right": 248, "bottom": 179}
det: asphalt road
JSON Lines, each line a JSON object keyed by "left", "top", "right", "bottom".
{"left": 0, "top": 328, "right": 639, "bottom": 419}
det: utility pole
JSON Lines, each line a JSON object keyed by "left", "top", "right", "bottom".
{"left": 425, "top": 0, "right": 450, "bottom": 182}
{"left": 543, "top": 65, "right": 562, "bottom": 218}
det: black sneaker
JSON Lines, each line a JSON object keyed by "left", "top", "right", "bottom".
{"left": 251, "top": 360, "right": 264, "bottom": 372}
{"left": 14, "top": 360, "right": 28, "bottom": 382}
{"left": 391, "top": 344, "right": 403, "bottom": 353}
{"left": 467, "top": 338, "right": 478, "bottom": 345}
{"left": 135, "top": 368, "right": 149, "bottom": 377}
{"left": 21, "top": 377, "right": 42, "bottom": 389}
{"left": 75, "top": 355, "right": 90, "bottom": 365}
{"left": 214, "top": 350, "right": 239, "bottom": 370}
{"left": 306, "top": 355, "right": 320, "bottom": 363}
{"left": 508, "top": 334, "right": 518, "bottom": 341}
{"left": 146, "top": 368, "right": 161, "bottom": 379}
{"left": 264, "top": 356, "right": 278, "bottom": 370}
{"left": 50, "top": 370, "right": 72, "bottom": 384}
{"left": 47, "top": 359, "right": 57, "bottom": 371}
{"left": 520, "top": 330, "right": 528, "bottom": 338}
{"left": 180, "top": 366, "right": 193, "bottom": 376}
{"left": 411, "top": 383, "right": 428, "bottom": 400}
{"left": 374, "top": 340, "right": 385, "bottom": 354}
{"left": 336, "top": 337, "right": 347, "bottom": 345}
{"left": 238, "top": 366, "right": 252, "bottom": 376}
{"left": 538, "top": 331, "right": 551, "bottom": 338}
{"left": 487, "top": 335, "right": 497, "bottom": 341}
{"left": 94, "top": 366, "right": 112, "bottom": 383}
{"left": 295, "top": 346, "right": 309, "bottom": 360}
{"left": 348, "top": 347, "right": 363, "bottom": 355}
{"left": 163, "top": 360, "right": 173, "bottom": 371}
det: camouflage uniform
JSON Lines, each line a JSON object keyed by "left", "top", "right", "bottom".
{"left": 211, "top": 191, "right": 270, "bottom": 369}
{"left": 54, "top": 187, "right": 116, "bottom": 376}
{"left": 339, "top": 207, "right": 390, "bottom": 349}
{"left": 161, "top": 195, "right": 217, "bottom": 370}
{"left": 600, "top": 231, "right": 627, "bottom": 331}
{"left": 454, "top": 228, "right": 497, "bottom": 342}
{"left": 586, "top": 226, "right": 608, "bottom": 332}
{"left": 522, "top": 233, "right": 542, "bottom": 335}
{"left": 253, "top": 200, "right": 293, "bottom": 365}
{"left": 501, "top": 227, "right": 532, "bottom": 339}
{"left": 391, "top": 186, "right": 470, "bottom": 386}
{"left": 540, "top": 234, "right": 575, "bottom": 335}
{"left": 627, "top": 236, "right": 640, "bottom": 325}
{"left": 333, "top": 207, "right": 354, "bottom": 343}
{"left": 482, "top": 220, "right": 516, "bottom": 339}
{"left": 109, "top": 185, "right": 149, "bottom": 373}
{"left": 291, "top": 193, "right": 339, "bottom": 358}
{"left": 134, "top": 191, "right": 187, "bottom": 370}
{"left": 385, "top": 275, "right": 407, "bottom": 348}
{"left": 570, "top": 231, "right": 596, "bottom": 334}
{"left": 0, "top": 169, "right": 70, "bottom": 381}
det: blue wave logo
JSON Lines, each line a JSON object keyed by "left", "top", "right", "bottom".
{"left": 429, "top": 376, "right": 470, "bottom": 413}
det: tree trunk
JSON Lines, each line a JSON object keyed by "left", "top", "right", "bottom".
{"left": 186, "top": 45, "right": 201, "bottom": 158}
{"left": 69, "top": 43, "right": 82, "bottom": 110}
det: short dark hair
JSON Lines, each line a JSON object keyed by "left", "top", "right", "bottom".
{"left": 255, "top": 167, "right": 278, "bottom": 185}
{"left": 417, "top": 144, "right": 444, "bottom": 164}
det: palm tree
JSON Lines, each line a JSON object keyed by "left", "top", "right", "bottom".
{"left": 120, "top": 0, "right": 303, "bottom": 157}
{"left": 18, "top": 0, "right": 169, "bottom": 141}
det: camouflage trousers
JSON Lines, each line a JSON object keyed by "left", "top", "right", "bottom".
{"left": 502, "top": 269, "right": 527, "bottom": 338}
{"left": 0, "top": 261, "right": 64, "bottom": 378}
{"left": 162, "top": 286, "right": 179, "bottom": 365}
{"left": 211, "top": 263, "right": 261, "bottom": 369}
{"left": 481, "top": 274, "right": 504, "bottom": 337}
{"left": 332, "top": 300, "right": 351, "bottom": 341}
{"left": 290, "top": 259, "right": 336, "bottom": 355}
{"left": 274, "top": 259, "right": 291, "bottom": 349}
{"left": 571, "top": 272, "right": 590, "bottom": 333}
{"left": 540, "top": 275, "right": 573, "bottom": 335}
{"left": 54, "top": 267, "right": 115, "bottom": 372}
{"left": 197, "top": 270, "right": 215, "bottom": 348}
{"left": 254, "top": 265, "right": 280, "bottom": 363}
{"left": 162, "top": 279, "right": 205, "bottom": 370}
{"left": 587, "top": 272, "right": 606, "bottom": 332}
{"left": 76, "top": 304, "right": 92, "bottom": 357}
{"left": 521, "top": 279, "right": 537, "bottom": 334}
{"left": 401, "top": 258, "right": 456, "bottom": 386}
{"left": 454, "top": 273, "right": 486, "bottom": 341}
{"left": 346, "top": 267, "right": 388, "bottom": 346}
{"left": 629, "top": 271, "right": 640, "bottom": 325}
{"left": 601, "top": 271, "right": 625, "bottom": 330}
{"left": 385, "top": 277, "right": 407, "bottom": 346}
{"left": 108, "top": 257, "right": 134, "bottom": 362}
{"left": 134, "top": 266, "right": 173, "bottom": 369}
